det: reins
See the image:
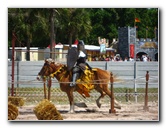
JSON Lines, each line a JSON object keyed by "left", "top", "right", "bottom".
{"left": 50, "top": 64, "right": 67, "bottom": 82}
{"left": 41, "top": 62, "right": 111, "bottom": 84}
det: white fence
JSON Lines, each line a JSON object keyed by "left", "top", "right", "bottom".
{"left": 8, "top": 61, "right": 158, "bottom": 88}
{"left": 8, "top": 61, "right": 159, "bottom": 104}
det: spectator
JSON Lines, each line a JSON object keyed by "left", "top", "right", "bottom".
{"left": 142, "top": 54, "right": 148, "bottom": 62}
{"left": 124, "top": 57, "right": 128, "bottom": 61}
{"left": 129, "top": 57, "right": 134, "bottom": 61}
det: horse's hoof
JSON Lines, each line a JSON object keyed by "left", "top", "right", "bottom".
{"left": 96, "top": 100, "right": 101, "bottom": 108}
{"left": 114, "top": 106, "right": 121, "bottom": 109}
{"left": 81, "top": 94, "right": 86, "bottom": 98}
{"left": 67, "top": 111, "right": 75, "bottom": 114}
{"left": 97, "top": 103, "right": 101, "bottom": 108}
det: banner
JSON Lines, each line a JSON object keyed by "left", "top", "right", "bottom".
{"left": 130, "top": 44, "right": 135, "bottom": 58}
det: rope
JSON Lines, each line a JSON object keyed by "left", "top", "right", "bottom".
{"left": 8, "top": 76, "right": 158, "bottom": 85}
{"left": 8, "top": 74, "right": 158, "bottom": 85}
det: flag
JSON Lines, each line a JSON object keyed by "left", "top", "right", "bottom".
{"left": 135, "top": 18, "right": 140, "bottom": 22}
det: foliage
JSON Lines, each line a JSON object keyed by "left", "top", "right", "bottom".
{"left": 8, "top": 8, "right": 158, "bottom": 47}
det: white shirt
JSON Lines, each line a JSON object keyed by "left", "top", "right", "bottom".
{"left": 78, "top": 51, "right": 86, "bottom": 57}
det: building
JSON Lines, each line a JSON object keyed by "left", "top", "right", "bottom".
{"left": 118, "top": 26, "right": 158, "bottom": 61}
{"left": 8, "top": 47, "right": 44, "bottom": 61}
{"left": 63, "top": 44, "right": 115, "bottom": 61}
{"left": 8, "top": 44, "right": 115, "bottom": 61}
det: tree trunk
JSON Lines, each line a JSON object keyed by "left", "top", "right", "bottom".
{"left": 50, "top": 9, "right": 55, "bottom": 59}
{"left": 68, "top": 32, "right": 73, "bottom": 48}
{"left": 26, "top": 37, "right": 30, "bottom": 61}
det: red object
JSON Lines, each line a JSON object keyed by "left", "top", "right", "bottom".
{"left": 130, "top": 44, "right": 135, "bottom": 58}
{"left": 135, "top": 18, "right": 140, "bottom": 22}
{"left": 74, "top": 40, "right": 78, "bottom": 45}
{"left": 47, "top": 42, "right": 56, "bottom": 48}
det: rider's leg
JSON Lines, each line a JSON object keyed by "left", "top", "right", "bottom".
{"left": 70, "top": 73, "right": 79, "bottom": 86}
{"left": 70, "top": 66, "right": 80, "bottom": 87}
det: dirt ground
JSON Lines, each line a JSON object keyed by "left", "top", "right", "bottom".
{"left": 14, "top": 101, "right": 158, "bottom": 121}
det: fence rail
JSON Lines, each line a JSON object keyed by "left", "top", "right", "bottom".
{"left": 8, "top": 61, "right": 159, "bottom": 105}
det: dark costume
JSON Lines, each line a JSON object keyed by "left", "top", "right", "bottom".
{"left": 67, "top": 40, "right": 91, "bottom": 87}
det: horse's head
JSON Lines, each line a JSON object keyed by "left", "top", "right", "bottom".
{"left": 37, "top": 59, "right": 55, "bottom": 80}
{"left": 37, "top": 58, "right": 65, "bottom": 81}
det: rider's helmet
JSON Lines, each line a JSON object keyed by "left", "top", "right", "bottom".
{"left": 77, "top": 40, "right": 85, "bottom": 51}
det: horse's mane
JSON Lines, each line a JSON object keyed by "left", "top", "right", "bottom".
{"left": 53, "top": 62, "right": 67, "bottom": 69}
{"left": 45, "top": 58, "right": 66, "bottom": 68}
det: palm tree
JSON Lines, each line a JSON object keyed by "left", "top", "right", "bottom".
{"left": 61, "top": 8, "right": 91, "bottom": 46}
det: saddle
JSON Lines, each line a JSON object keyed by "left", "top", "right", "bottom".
{"left": 76, "top": 66, "right": 97, "bottom": 97}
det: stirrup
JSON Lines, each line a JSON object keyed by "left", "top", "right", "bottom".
{"left": 70, "top": 83, "right": 76, "bottom": 87}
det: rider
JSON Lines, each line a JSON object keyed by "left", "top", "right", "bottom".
{"left": 69, "top": 40, "right": 92, "bottom": 87}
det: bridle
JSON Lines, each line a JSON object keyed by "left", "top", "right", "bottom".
{"left": 38, "top": 62, "right": 54, "bottom": 80}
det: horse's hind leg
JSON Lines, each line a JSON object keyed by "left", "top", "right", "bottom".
{"left": 103, "top": 84, "right": 121, "bottom": 109}
{"left": 95, "top": 87, "right": 106, "bottom": 108}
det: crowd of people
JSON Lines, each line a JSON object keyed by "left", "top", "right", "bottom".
{"left": 91, "top": 54, "right": 153, "bottom": 62}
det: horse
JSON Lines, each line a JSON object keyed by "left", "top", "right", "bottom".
{"left": 37, "top": 59, "right": 121, "bottom": 113}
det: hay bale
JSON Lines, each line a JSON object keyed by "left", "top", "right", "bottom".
{"left": 33, "top": 99, "right": 63, "bottom": 120}
{"left": 8, "top": 96, "right": 24, "bottom": 107}
{"left": 8, "top": 102, "right": 19, "bottom": 120}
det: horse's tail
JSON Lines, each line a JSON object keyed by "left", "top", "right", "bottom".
{"left": 94, "top": 68, "right": 122, "bottom": 83}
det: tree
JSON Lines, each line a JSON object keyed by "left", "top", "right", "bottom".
{"left": 8, "top": 8, "right": 158, "bottom": 49}
{"left": 59, "top": 8, "right": 91, "bottom": 46}
{"left": 8, "top": 8, "right": 34, "bottom": 60}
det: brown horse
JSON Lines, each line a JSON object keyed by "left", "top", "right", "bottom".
{"left": 37, "top": 59, "right": 121, "bottom": 113}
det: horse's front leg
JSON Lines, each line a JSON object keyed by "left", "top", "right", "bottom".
{"left": 66, "top": 87, "right": 75, "bottom": 113}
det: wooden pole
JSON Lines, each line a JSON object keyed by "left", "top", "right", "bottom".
{"left": 125, "top": 89, "right": 129, "bottom": 102}
{"left": 11, "top": 32, "right": 16, "bottom": 96}
{"left": 109, "top": 72, "right": 116, "bottom": 113}
{"left": 48, "top": 77, "right": 52, "bottom": 100}
{"left": 143, "top": 71, "right": 149, "bottom": 111}
{"left": 43, "top": 79, "right": 47, "bottom": 99}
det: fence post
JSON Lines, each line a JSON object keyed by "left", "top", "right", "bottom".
{"left": 134, "top": 62, "right": 137, "bottom": 103}
{"left": 17, "top": 61, "right": 19, "bottom": 88}
{"left": 143, "top": 71, "right": 149, "bottom": 111}
{"left": 11, "top": 32, "right": 16, "bottom": 96}
{"left": 43, "top": 78, "right": 47, "bottom": 99}
{"left": 125, "top": 89, "right": 130, "bottom": 102}
{"left": 48, "top": 77, "right": 52, "bottom": 100}
{"left": 109, "top": 72, "right": 116, "bottom": 113}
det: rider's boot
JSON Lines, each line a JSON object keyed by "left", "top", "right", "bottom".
{"left": 70, "top": 73, "right": 79, "bottom": 87}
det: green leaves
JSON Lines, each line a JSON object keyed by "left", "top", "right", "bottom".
{"left": 8, "top": 8, "right": 158, "bottom": 47}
